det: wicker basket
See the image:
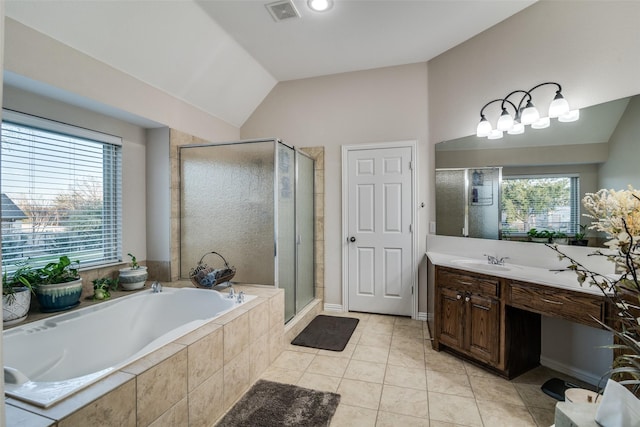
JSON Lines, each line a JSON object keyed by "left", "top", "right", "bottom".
{"left": 189, "top": 251, "right": 236, "bottom": 289}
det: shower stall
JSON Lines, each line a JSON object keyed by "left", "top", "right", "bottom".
{"left": 179, "top": 139, "right": 315, "bottom": 322}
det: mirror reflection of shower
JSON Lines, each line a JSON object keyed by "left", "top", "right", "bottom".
{"left": 436, "top": 167, "right": 502, "bottom": 239}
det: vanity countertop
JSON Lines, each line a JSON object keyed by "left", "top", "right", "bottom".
{"left": 426, "top": 251, "right": 611, "bottom": 296}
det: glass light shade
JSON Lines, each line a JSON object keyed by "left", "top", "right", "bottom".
{"left": 308, "top": 0, "right": 332, "bottom": 11}
{"left": 548, "top": 93, "right": 570, "bottom": 118}
{"left": 558, "top": 109, "right": 580, "bottom": 122}
{"left": 531, "top": 117, "right": 550, "bottom": 129}
{"left": 496, "top": 109, "right": 514, "bottom": 131}
{"left": 487, "top": 129, "right": 503, "bottom": 139}
{"left": 507, "top": 122, "right": 525, "bottom": 135}
{"left": 476, "top": 117, "right": 492, "bottom": 137}
{"left": 520, "top": 101, "right": 540, "bottom": 125}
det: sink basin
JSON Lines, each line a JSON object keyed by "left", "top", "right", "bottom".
{"left": 451, "top": 259, "right": 512, "bottom": 272}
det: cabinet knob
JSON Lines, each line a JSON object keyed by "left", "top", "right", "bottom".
{"left": 456, "top": 294, "right": 462, "bottom": 300}
{"left": 465, "top": 296, "right": 470, "bottom": 302}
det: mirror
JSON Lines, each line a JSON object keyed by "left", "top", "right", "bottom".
{"left": 435, "top": 94, "right": 640, "bottom": 247}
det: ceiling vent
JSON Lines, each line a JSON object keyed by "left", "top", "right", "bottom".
{"left": 266, "top": 0, "right": 301, "bottom": 22}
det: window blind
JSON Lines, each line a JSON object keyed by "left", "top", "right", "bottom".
{"left": 1, "top": 110, "right": 122, "bottom": 272}
{"left": 501, "top": 175, "right": 579, "bottom": 235}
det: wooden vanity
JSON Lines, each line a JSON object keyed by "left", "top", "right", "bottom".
{"left": 432, "top": 265, "right": 608, "bottom": 379}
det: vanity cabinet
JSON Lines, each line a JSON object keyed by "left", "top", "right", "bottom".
{"left": 432, "top": 262, "right": 612, "bottom": 379}
{"left": 434, "top": 266, "right": 542, "bottom": 379}
{"left": 508, "top": 280, "right": 605, "bottom": 328}
{"left": 435, "top": 268, "right": 501, "bottom": 366}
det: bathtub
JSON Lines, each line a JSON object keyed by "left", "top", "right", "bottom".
{"left": 3, "top": 287, "right": 255, "bottom": 408}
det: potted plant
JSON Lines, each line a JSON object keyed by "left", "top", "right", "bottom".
{"left": 35, "top": 255, "right": 83, "bottom": 312}
{"left": 552, "top": 231, "right": 569, "bottom": 245}
{"left": 571, "top": 224, "right": 589, "bottom": 246}
{"left": 527, "top": 228, "right": 552, "bottom": 243}
{"left": 547, "top": 186, "right": 640, "bottom": 420}
{"left": 118, "top": 253, "right": 147, "bottom": 291}
{"left": 2, "top": 261, "right": 37, "bottom": 325}
{"left": 92, "top": 277, "right": 118, "bottom": 300}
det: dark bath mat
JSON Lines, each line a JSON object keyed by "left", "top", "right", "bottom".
{"left": 215, "top": 379, "right": 340, "bottom": 427}
{"left": 291, "top": 314, "right": 359, "bottom": 351}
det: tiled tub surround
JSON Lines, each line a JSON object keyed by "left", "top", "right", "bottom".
{"left": 5, "top": 284, "right": 285, "bottom": 426}
{"left": 5, "top": 288, "right": 256, "bottom": 408}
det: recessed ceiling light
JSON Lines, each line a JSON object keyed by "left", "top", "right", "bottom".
{"left": 308, "top": 0, "right": 333, "bottom": 12}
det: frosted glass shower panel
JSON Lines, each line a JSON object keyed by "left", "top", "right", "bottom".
{"left": 277, "top": 144, "right": 296, "bottom": 322}
{"left": 296, "top": 152, "right": 315, "bottom": 312}
{"left": 435, "top": 169, "right": 466, "bottom": 237}
{"left": 180, "top": 142, "right": 275, "bottom": 284}
{"left": 468, "top": 167, "right": 500, "bottom": 239}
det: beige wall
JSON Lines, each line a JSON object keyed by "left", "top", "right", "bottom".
{"left": 3, "top": 17, "right": 240, "bottom": 144}
{"left": 241, "top": 63, "right": 429, "bottom": 309}
{"left": 599, "top": 95, "right": 640, "bottom": 190}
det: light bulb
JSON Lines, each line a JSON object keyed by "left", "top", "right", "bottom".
{"left": 476, "top": 117, "right": 492, "bottom": 137}
{"left": 496, "top": 108, "right": 514, "bottom": 131}
{"left": 531, "top": 117, "right": 550, "bottom": 129}
{"left": 520, "top": 100, "right": 540, "bottom": 125}
{"left": 558, "top": 109, "right": 580, "bottom": 122}
{"left": 308, "top": 0, "right": 333, "bottom": 12}
{"left": 548, "top": 92, "right": 570, "bottom": 118}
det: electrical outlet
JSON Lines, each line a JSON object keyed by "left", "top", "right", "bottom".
{"left": 429, "top": 221, "right": 436, "bottom": 233}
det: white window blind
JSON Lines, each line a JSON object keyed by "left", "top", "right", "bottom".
{"left": 501, "top": 175, "right": 579, "bottom": 235}
{"left": 1, "top": 110, "right": 122, "bottom": 272}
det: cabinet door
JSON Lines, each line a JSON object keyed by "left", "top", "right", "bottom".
{"left": 466, "top": 293, "right": 500, "bottom": 365}
{"left": 438, "top": 287, "right": 464, "bottom": 350}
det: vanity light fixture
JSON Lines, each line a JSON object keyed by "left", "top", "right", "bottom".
{"left": 476, "top": 82, "right": 579, "bottom": 139}
{"left": 308, "top": 0, "right": 333, "bottom": 12}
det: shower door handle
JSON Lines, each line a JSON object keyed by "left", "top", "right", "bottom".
{"left": 349, "top": 236, "right": 356, "bottom": 243}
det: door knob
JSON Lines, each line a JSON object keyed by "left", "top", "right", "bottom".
{"left": 349, "top": 236, "right": 356, "bottom": 243}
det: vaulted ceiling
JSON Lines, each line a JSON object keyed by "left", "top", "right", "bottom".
{"left": 4, "top": 0, "right": 535, "bottom": 128}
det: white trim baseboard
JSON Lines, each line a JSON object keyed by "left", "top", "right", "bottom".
{"left": 417, "top": 312, "right": 428, "bottom": 321}
{"left": 540, "top": 356, "right": 602, "bottom": 387}
{"left": 323, "top": 303, "right": 343, "bottom": 312}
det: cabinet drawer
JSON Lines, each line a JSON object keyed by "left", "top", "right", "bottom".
{"left": 438, "top": 268, "right": 500, "bottom": 297}
{"left": 509, "top": 281, "right": 605, "bottom": 327}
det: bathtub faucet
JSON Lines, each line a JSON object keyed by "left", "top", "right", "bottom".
{"left": 151, "top": 281, "right": 162, "bottom": 293}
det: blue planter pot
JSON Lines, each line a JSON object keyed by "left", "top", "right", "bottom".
{"left": 35, "top": 278, "right": 83, "bottom": 312}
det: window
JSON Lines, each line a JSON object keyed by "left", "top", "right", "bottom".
{"left": 1, "top": 110, "right": 122, "bottom": 272}
{"left": 501, "top": 175, "right": 579, "bottom": 235}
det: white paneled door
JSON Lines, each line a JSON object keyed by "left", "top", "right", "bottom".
{"left": 345, "top": 145, "right": 414, "bottom": 316}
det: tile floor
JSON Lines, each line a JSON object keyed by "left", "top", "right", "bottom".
{"left": 259, "top": 311, "right": 584, "bottom": 427}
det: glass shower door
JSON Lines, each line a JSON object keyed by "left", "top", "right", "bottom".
{"left": 295, "top": 151, "right": 315, "bottom": 312}
{"left": 277, "top": 143, "right": 296, "bottom": 322}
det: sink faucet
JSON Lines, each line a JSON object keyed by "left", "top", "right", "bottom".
{"left": 151, "top": 281, "right": 162, "bottom": 293}
{"left": 484, "top": 254, "right": 509, "bottom": 265}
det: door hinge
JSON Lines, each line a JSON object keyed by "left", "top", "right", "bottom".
{"left": 409, "top": 161, "right": 412, "bottom": 170}
{"left": 411, "top": 286, "right": 414, "bottom": 295}
{"left": 409, "top": 224, "right": 413, "bottom": 233}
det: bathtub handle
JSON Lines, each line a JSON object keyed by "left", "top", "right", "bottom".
{"left": 237, "top": 291, "right": 245, "bottom": 303}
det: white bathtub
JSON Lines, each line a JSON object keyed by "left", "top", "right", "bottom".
{"left": 3, "top": 287, "right": 255, "bottom": 408}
